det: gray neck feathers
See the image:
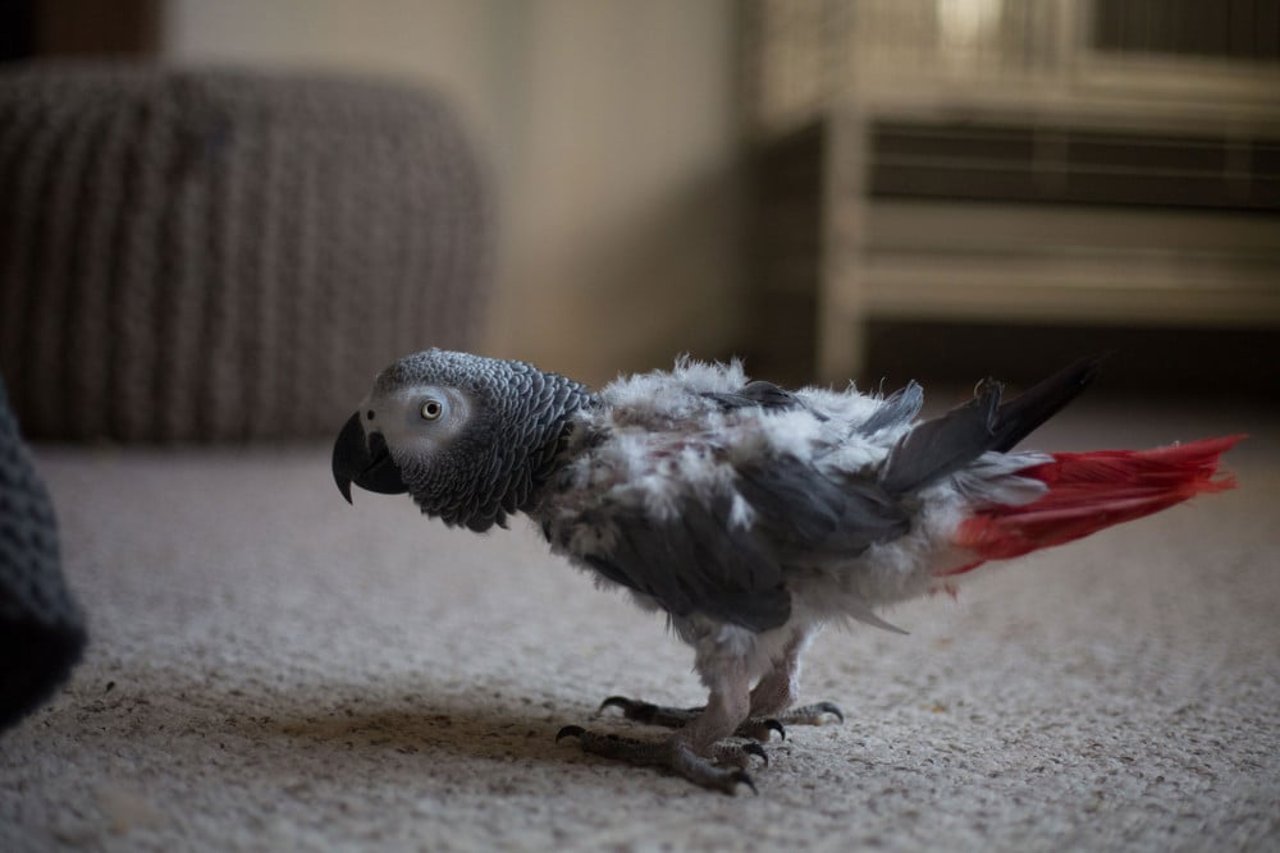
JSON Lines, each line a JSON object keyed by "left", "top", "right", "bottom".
{"left": 388, "top": 351, "right": 594, "bottom": 532}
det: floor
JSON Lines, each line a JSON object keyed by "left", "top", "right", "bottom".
{"left": 2, "top": 398, "right": 1278, "bottom": 851}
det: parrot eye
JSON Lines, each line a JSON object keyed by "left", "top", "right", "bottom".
{"left": 420, "top": 399, "right": 444, "bottom": 421}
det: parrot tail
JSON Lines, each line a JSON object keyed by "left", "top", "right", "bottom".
{"left": 942, "top": 435, "right": 1243, "bottom": 576}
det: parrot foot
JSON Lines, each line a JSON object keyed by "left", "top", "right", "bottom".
{"left": 598, "top": 696, "right": 700, "bottom": 727}
{"left": 599, "top": 695, "right": 785, "bottom": 742}
{"left": 775, "top": 701, "right": 844, "bottom": 727}
{"left": 556, "top": 726, "right": 758, "bottom": 795}
{"left": 714, "top": 740, "right": 769, "bottom": 770}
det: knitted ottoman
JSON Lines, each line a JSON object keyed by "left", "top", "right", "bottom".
{"left": 0, "top": 62, "right": 489, "bottom": 442}
{"left": 0, "top": 375, "right": 85, "bottom": 732}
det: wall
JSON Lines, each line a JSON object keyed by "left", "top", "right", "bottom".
{"left": 162, "top": 0, "right": 743, "bottom": 384}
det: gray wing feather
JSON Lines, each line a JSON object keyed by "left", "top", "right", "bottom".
{"left": 879, "top": 355, "right": 1102, "bottom": 496}
{"left": 858, "top": 381, "right": 924, "bottom": 435}
{"left": 703, "top": 380, "right": 798, "bottom": 411}
{"left": 582, "top": 494, "right": 791, "bottom": 632}
{"left": 735, "top": 456, "right": 909, "bottom": 560}
{"left": 989, "top": 355, "right": 1102, "bottom": 452}
{"left": 704, "top": 381, "right": 828, "bottom": 421}
{"left": 878, "top": 382, "right": 1001, "bottom": 495}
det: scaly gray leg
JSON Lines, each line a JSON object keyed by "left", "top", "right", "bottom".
{"left": 599, "top": 630, "right": 842, "bottom": 741}
{"left": 747, "top": 661, "right": 844, "bottom": 727}
{"left": 557, "top": 671, "right": 760, "bottom": 794}
{"left": 748, "top": 628, "right": 844, "bottom": 726}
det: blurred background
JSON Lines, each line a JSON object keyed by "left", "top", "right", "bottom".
{"left": 4, "top": 7, "right": 1278, "bottom": 847}
{"left": 1, "top": 0, "right": 1277, "bottom": 443}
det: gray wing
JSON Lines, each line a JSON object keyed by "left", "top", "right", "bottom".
{"left": 735, "top": 455, "right": 909, "bottom": 562}
{"left": 579, "top": 493, "right": 791, "bottom": 633}
{"left": 577, "top": 455, "right": 908, "bottom": 634}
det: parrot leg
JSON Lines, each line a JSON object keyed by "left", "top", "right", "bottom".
{"left": 746, "top": 632, "right": 844, "bottom": 727}
{"left": 557, "top": 669, "right": 759, "bottom": 793}
{"left": 598, "top": 629, "right": 843, "bottom": 738}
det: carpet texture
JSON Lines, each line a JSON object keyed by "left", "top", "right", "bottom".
{"left": 1, "top": 400, "right": 1277, "bottom": 850}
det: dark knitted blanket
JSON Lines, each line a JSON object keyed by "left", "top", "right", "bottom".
{"left": 0, "top": 376, "right": 85, "bottom": 732}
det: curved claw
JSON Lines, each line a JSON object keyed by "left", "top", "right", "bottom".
{"left": 731, "top": 770, "right": 758, "bottom": 795}
{"left": 598, "top": 695, "right": 633, "bottom": 714}
{"left": 741, "top": 741, "right": 769, "bottom": 767}
{"left": 765, "top": 718, "right": 786, "bottom": 741}
{"left": 816, "top": 701, "right": 845, "bottom": 724}
{"left": 556, "top": 725, "right": 586, "bottom": 743}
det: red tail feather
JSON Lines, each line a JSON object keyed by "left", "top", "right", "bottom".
{"left": 943, "top": 435, "right": 1243, "bottom": 576}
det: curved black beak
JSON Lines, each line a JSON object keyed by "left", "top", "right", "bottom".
{"left": 332, "top": 412, "right": 408, "bottom": 504}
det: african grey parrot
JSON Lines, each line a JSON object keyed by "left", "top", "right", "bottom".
{"left": 332, "top": 349, "right": 1239, "bottom": 793}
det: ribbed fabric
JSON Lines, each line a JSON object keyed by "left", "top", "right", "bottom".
{"left": 0, "top": 62, "right": 490, "bottom": 442}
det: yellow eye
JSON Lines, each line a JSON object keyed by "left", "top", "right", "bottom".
{"left": 420, "top": 399, "right": 443, "bottom": 421}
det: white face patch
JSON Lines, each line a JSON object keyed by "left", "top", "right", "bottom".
{"left": 360, "top": 384, "right": 473, "bottom": 464}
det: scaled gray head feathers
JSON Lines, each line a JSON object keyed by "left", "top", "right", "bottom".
{"left": 334, "top": 349, "right": 594, "bottom": 531}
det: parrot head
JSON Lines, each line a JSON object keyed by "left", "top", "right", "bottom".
{"left": 332, "top": 348, "right": 593, "bottom": 532}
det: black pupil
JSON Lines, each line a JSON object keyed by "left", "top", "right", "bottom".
{"left": 425, "top": 402, "right": 439, "bottom": 417}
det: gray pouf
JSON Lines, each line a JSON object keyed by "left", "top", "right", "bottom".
{"left": 0, "top": 374, "right": 85, "bottom": 732}
{"left": 0, "top": 62, "right": 489, "bottom": 442}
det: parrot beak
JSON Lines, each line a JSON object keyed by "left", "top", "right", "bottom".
{"left": 332, "top": 412, "right": 409, "bottom": 504}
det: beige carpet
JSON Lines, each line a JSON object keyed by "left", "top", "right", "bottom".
{"left": 2, "top": 399, "right": 1278, "bottom": 851}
